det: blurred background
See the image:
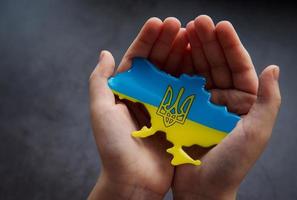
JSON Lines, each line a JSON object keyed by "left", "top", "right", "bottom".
{"left": 0, "top": 0, "right": 296, "bottom": 199}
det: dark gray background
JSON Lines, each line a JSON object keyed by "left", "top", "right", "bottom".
{"left": 0, "top": 0, "right": 296, "bottom": 199}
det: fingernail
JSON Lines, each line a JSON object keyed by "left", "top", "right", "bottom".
{"left": 99, "top": 51, "right": 105, "bottom": 62}
{"left": 273, "top": 66, "right": 280, "bottom": 80}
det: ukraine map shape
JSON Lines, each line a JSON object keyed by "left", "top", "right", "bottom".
{"left": 108, "top": 58, "right": 240, "bottom": 165}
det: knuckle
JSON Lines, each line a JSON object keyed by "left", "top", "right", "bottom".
{"left": 240, "top": 118, "right": 271, "bottom": 145}
{"left": 276, "top": 93, "right": 282, "bottom": 104}
{"left": 273, "top": 93, "right": 282, "bottom": 109}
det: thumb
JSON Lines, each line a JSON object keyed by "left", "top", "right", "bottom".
{"left": 89, "top": 50, "right": 116, "bottom": 108}
{"left": 197, "top": 65, "right": 281, "bottom": 192}
{"left": 244, "top": 65, "right": 281, "bottom": 142}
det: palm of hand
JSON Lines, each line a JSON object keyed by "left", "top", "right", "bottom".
{"left": 90, "top": 74, "right": 173, "bottom": 195}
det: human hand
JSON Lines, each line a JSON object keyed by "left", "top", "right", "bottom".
{"left": 88, "top": 15, "right": 281, "bottom": 200}
{"left": 170, "top": 15, "right": 281, "bottom": 200}
{"left": 88, "top": 17, "right": 183, "bottom": 200}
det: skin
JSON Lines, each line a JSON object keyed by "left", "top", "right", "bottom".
{"left": 88, "top": 16, "right": 281, "bottom": 200}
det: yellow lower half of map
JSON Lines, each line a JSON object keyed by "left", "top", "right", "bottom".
{"left": 113, "top": 90, "right": 231, "bottom": 165}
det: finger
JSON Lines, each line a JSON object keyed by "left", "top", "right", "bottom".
{"left": 149, "top": 17, "right": 181, "bottom": 67}
{"left": 216, "top": 21, "right": 258, "bottom": 94}
{"left": 117, "top": 17, "right": 163, "bottom": 72}
{"left": 243, "top": 65, "right": 281, "bottom": 139}
{"left": 200, "top": 65, "right": 281, "bottom": 191}
{"left": 186, "top": 20, "right": 213, "bottom": 88}
{"left": 194, "top": 15, "right": 233, "bottom": 89}
{"left": 210, "top": 89, "right": 256, "bottom": 115}
{"left": 163, "top": 28, "right": 188, "bottom": 76}
{"left": 180, "top": 45, "right": 195, "bottom": 75}
{"left": 89, "top": 50, "right": 116, "bottom": 108}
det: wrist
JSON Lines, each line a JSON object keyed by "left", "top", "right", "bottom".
{"left": 88, "top": 172, "right": 164, "bottom": 200}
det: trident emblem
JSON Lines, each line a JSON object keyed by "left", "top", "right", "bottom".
{"left": 156, "top": 85, "right": 195, "bottom": 127}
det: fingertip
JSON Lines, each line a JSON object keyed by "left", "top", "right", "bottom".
{"left": 164, "top": 17, "right": 181, "bottom": 24}
{"left": 258, "top": 65, "right": 281, "bottom": 106}
{"left": 261, "top": 65, "right": 279, "bottom": 78}
{"left": 99, "top": 50, "right": 114, "bottom": 62}
{"left": 146, "top": 17, "right": 163, "bottom": 27}
{"left": 148, "top": 17, "right": 181, "bottom": 66}
{"left": 194, "top": 15, "right": 215, "bottom": 42}
{"left": 215, "top": 20, "right": 241, "bottom": 49}
{"left": 96, "top": 50, "right": 115, "bottom": 79}
{"left": 163, "top": 17, "right": 181, "bottom": 31}
{"left": 142, "top": 17, "right": 163, "bottom": 39}
{"left": 261, "top": 65, "right": 279, "bottom": 82}
{"left": 118, "top": 17, "right": 163, "bottom": 72}
{"left": 89, "top": 50, "right": 116, "bottom": 107}
{"left": 176, "top": 27, "right": 187, "bottom": 39}
{"left": 216, "top": 20, "right": 234, "bottom": 33}
{"left": 173, "top": 28, "right": 187, "bottom": 42}
{"left": 167, "top": 27, "right": 188, "bottom": 55}
{"left": 195, "top": 15, "right": 215, "bottom": 28}
{"left": 195, "top": 14, "right": 212, "bottom": 21}
{"left": 99, "top": 50, "right": 112, "bottom": 60}
{"left": 144, "top": 17, "right": 163, "bottom": 34}
{"left": 186, "top": 20, "right": 194, "bottom": 30}
{"left": 185, "top": 21, "right": 194, "bottom": 38}
{"left": 180, "top": 27, "right": 186, "bottom": 32}
{"left": 272, "top": 65, "right": 280, "bottom": 80}
{"left": 90, "top": 50, "right": 107, "bottom": 81}
{"left": 216, "top": 20, "right": 233, "bottom": 27}
{"left": 185, "top": 20, "right": 201, "bottom": 47}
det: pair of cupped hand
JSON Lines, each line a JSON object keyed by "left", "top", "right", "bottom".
{"left": 88, "top": 16, "right": 281, "bottom": 200}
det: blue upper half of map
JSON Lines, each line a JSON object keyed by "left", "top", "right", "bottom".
{"left": 108, "top": 58, "right": 240, "bottom": 133}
